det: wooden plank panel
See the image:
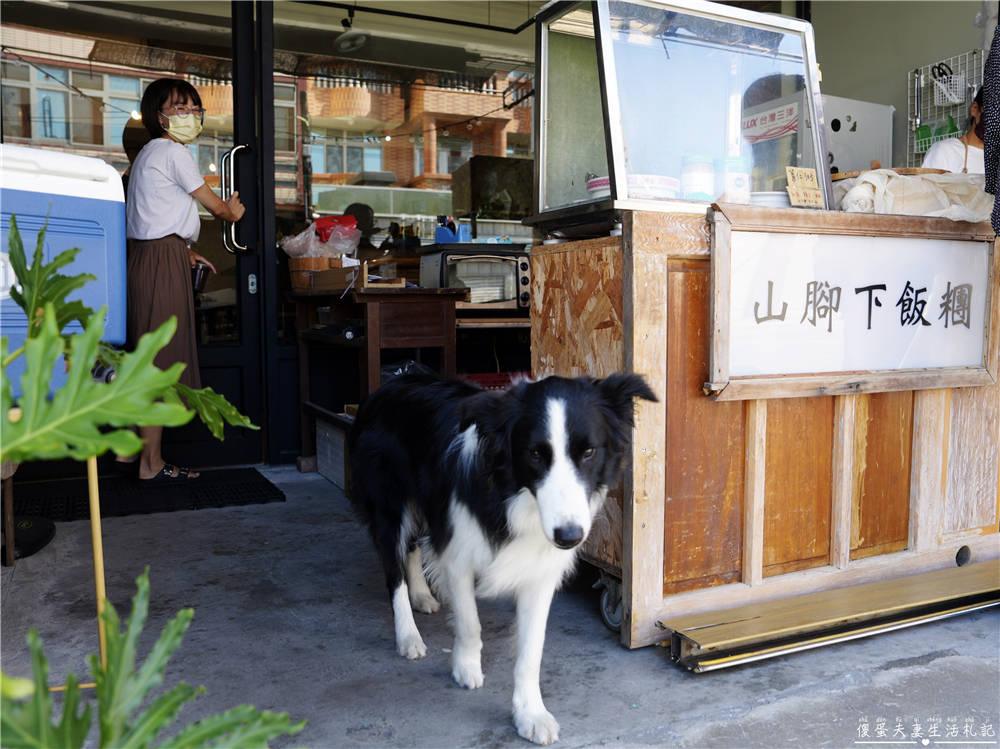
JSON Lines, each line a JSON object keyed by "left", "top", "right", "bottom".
{"left": 710, "top": 368, "right": 996, "bottom": 401}
{"left": 909, "top": 389, "right": 948, "bottom": 552}
{"left": 622, "top": 213, "right": 669, "bottom": 648}
{"left": 631, "top": 211, "right": 711, "bottom": 258}
{"left": 945, "top": 377, "right": 1000, "bottom": 533}
{"left": 743, "top": 400, "right": 766, "bottom": 587}
{"left": 763, "top": 397, "right": 834, "bottom": 576}
{"left": 851, "top": 391, "right": 914, "bottom": 560}
{"left": 530, "top": 238, "right": 624, "bottom": 379}
{"left": 713, "top": 204, "right": 993, "bottom": 241}
{"left": 660, "top": 559, "right": 999, "bottom": 652}
{"left": 831, "top": 395, "right": 856, "bottom": 569}
{"left": 628, "top": 534, "right": 1000, "bottom": 648}
{"left": 663, "top": 260, "right": 745, "bottom": 596}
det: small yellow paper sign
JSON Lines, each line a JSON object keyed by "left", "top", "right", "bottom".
{"left": 785, "top": 167, "right": 823, "bottom": 208}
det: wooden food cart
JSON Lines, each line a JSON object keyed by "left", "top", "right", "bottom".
{"left": 531, "top": 206, "right": 1000, "bottom": 650}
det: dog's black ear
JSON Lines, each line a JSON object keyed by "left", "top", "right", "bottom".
{"left": 599, "top": 372, "right": 657, "bottom": 407}
{"left": 596, "top": 372, "right": 657, "bottom": 446}
{"left": 458, "top": 389, "right": 516, "bottom": 472}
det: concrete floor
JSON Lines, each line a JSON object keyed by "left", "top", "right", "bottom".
{"left": 2, "top": 465, "right": 997, "bottom": 749}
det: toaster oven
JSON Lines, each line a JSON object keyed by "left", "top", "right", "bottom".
{"left": 419, "top": 245, "right": 530, "bottom": 313}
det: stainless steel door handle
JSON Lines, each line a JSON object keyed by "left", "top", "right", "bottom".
{"left": 219, "top": 143, "right": 251, "bottom": 253}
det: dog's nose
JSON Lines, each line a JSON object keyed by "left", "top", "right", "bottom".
{"left": 552, "top": 524, "right": 584, "bottom": 549}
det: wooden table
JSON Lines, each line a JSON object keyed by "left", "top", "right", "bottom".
{"left": 290, "top": 287, "right": 468, "bottom": 461}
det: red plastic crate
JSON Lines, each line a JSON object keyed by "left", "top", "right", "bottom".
{"left": 460, "top": 372, "right": 530, "bottom": 391}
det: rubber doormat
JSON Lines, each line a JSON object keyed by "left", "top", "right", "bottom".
{"left": 11, "top": 467, "right": 285, "bottom": 522}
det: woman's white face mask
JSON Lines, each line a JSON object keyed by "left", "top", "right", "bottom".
{"left": 163, "top": 114, "right": 203, "bottom": 144}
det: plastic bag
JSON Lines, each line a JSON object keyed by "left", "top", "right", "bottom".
{"left": 324, "top": 222, "right": 363, "bottom": 254}
{"left": 280, "top": 220, "right": 363, "bottom": 257}
{"left": 280, "top": 222, "right": 323, "bottom": 257}
{"left": 838, "top": 171, "right": 994, "bottom": 222}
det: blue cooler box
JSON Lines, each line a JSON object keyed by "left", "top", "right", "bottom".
{"left": 1, "top": 144, "right": 126, "bottom": 398}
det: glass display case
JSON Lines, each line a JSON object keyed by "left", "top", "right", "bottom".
{"left": 529, "top": 0, "right": 831, "bottom": 229}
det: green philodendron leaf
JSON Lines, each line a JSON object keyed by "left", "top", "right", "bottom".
{"left": 0, "top": 672, "right": 35, "bottom": 700}
{"left": 154, "top": 706, "right": 258, "bottom": 749}
{"left": 175, "top": 383, "right": 260, "bottom": 441}
{"left": 0, "top": 306, "right": 195, "bottom": 464}
{"left": 118, "top": 682, "right": 200, "bottom": 749}
{"left": 195, "top": 711, "right": 307, "bottom": 749}
{"left": 6, "top": 215, "right": 96, "bottom": 339}
{"left": 52, "top": 672, "right": 92, "bottom": 749}
{"left": 93, "top": 567, "right": 149, "bottom": 747}
{"left": 0, "top": 629, "right": 90, "bottom": 749}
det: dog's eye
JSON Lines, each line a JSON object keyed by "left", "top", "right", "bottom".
{"left": 529, "top": 449, "right": 543, "bottom": 462}
{"left": 581, "top": 447, "right": 596, "bottom": 460}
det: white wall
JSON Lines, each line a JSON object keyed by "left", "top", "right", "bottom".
{"left": 811, "top": 1, "right": 987, "bottom": 167}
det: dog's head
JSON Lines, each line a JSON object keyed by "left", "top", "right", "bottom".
{"left": 462, "top": 373, "right": 657, "bottom": 550}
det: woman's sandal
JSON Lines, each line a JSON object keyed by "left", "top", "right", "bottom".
{"left": 113, "top": 459, "right": 140, "bottom": 477}
{"left": 137, "top": 464, "right": 200, "bottom": 485}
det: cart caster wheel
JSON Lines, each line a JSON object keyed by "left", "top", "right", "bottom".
{"left": 600, "top": 587, "right": 622, "bottom": 632}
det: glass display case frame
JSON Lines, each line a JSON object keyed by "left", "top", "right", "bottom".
{"left": 527, "top": 0, "right": 832, "bottom": 232}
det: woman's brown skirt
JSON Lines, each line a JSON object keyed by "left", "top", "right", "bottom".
{"left": 127, "top": 235, "right": 201, "bottom": 390}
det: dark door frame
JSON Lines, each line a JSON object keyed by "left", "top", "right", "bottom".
{"left": 248, "top": 1, "right": 284, "bottom": 464}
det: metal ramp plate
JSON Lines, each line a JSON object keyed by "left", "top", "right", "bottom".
{"left": 658, "top": 560, "right": 1000, "bottom": 672}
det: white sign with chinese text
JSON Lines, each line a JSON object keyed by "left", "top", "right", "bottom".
{"left": 728, "top": 232, "right": 989, "bottom": 377}
{"left": 741, "top": 102, "right": 799, "bottom": 145}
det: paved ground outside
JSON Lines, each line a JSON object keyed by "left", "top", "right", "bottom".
{"left": 2, "top": 465, "right": 997, "bottom": 748}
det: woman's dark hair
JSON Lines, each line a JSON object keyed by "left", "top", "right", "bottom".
{"left": 344, "top": 202, "right": 375, "bottom": 236}
{"left": 139, "top": 78, "right": 203, "bottom": 139}
{"left": 975, "top": 86, "right": 984, "bottom": 109}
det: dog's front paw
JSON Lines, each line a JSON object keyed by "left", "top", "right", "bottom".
{"left": 410, "top": 589, "right": 440, "bottom": 614}
{"left": 451, "top": 653, "right": 484, "bottom": 689}
{"left": 397, "top": 634, "right": 427, "bottom": 660}
{"left": 513, "top": 707, "right": 560, "bottom": 745}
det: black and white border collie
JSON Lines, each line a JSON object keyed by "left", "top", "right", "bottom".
{"left": 348, "top": 371, "right": 657, "bottom": 745}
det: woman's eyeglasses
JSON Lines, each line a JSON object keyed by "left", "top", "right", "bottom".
{"left": 161, "top": 105, "right": 206, "bottom": 123}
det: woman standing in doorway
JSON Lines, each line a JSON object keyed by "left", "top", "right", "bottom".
{"left": 922, "top": 87, "right": 985, "bottom": 174}
{"left": 120, "top": 78, "right": 245, "bottom": 483}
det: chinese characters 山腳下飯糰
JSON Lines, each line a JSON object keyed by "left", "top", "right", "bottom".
{"left": 896, "top": 281, "right": 932, "bottom": 327}
{"left": 939, "top": 282, "right": 973, "bottom": 329}
{"left": 753, "top": 280, "right": 974, "bottom": 331}
{"left": 800, "top": 280, "right": 842, "bottom": 332}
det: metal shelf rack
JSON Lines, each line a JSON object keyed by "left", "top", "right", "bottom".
{"left": 907, "top": 49, "right": 983, "bottom": 168}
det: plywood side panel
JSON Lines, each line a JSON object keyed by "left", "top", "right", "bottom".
{"left": 851, "top": 391, "right": 914, "bottom": 560}
{"left": 531, "top": 238, "right": 626, "bottom": 571}
{"left": 663, "top": 261, "right": 745, "bottom": 597}
{"left": 530, "top": 237, "right": 624, "bottom": 378}
{"left": 585, "top": 487, "right": 624, "bottom": 573}
{"left": 763, "top": 397, "right": 835, "bottom": 576}
{"left": 945, "top": 378, "right": 1000, "bottom": 533}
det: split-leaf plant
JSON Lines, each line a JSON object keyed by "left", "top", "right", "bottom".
{"left": 0, "top": 569, "right": 306, "bottom": 748}
{"left": 0, "top": 219, "right": 301, "bottom": 746}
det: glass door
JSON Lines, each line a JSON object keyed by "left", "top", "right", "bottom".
{"left": 1, "top": 1, "right": 265, "bottom": 467}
